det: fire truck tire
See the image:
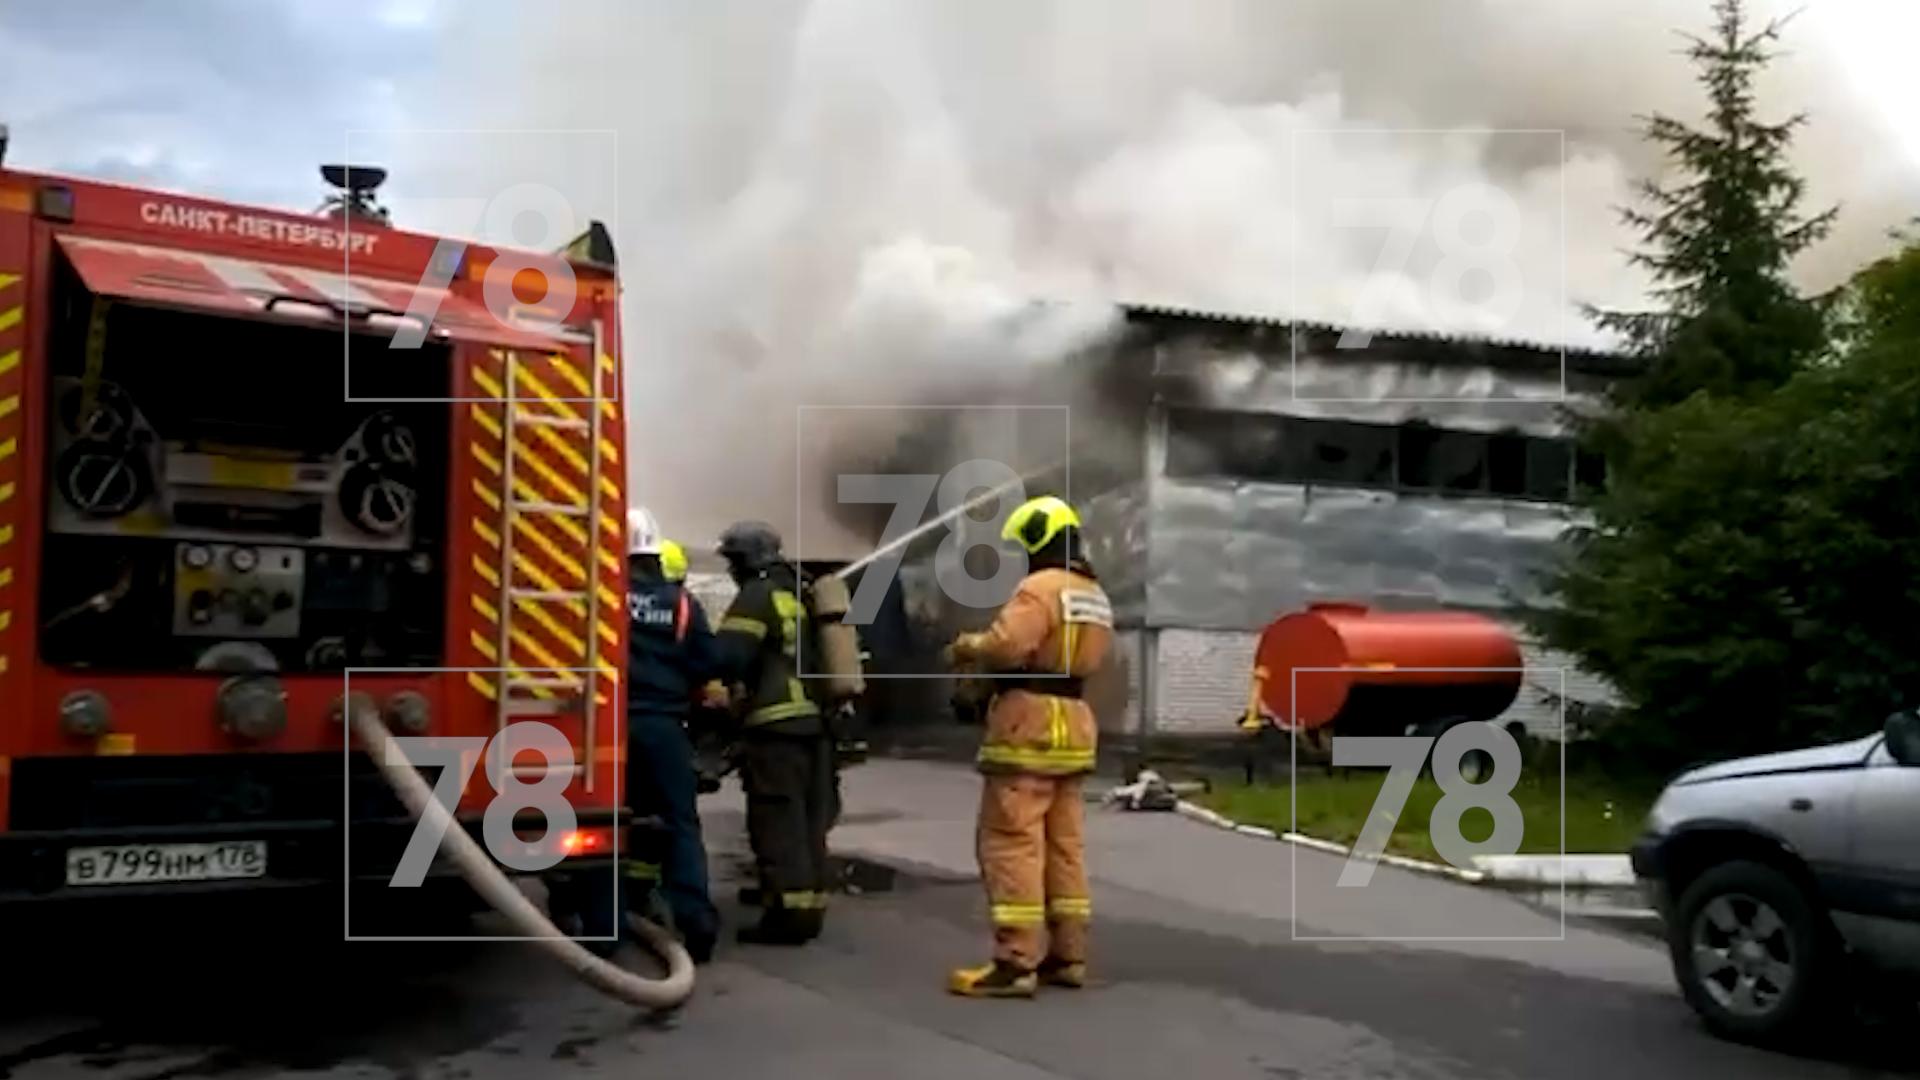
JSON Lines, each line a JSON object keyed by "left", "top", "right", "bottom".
{"left": 348, "top": 704, "right": 696, "bottom": 1010}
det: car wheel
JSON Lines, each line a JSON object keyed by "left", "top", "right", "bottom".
{"left": 1668, "top": 860, "right": 1836, "bottom": 1043}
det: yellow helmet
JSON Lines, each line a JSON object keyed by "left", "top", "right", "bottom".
{"left": 659, "top": 538, "right": 689, "bottom": 582}
{"left": 1001, "top": 495, "right": 1082, "bottom": 555}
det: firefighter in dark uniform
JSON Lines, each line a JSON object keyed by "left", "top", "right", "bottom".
{"left": 620, "top": 509, "right": 721, "bottom": 963}
{"left": 712, "top": 520, "right": 835, "bottom": 945}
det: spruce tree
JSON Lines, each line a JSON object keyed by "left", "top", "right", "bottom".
{"left": 1595, "top": 0, "right": 1835, "bottom": 407}
{"left": 1534, "top": 0, "right": 1854, "bottom": 765}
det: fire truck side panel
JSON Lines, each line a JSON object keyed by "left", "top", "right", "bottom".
{"left": 0, "top": 166, "right": 631, "bottom": 895}
{"left": 447, "top": 337, "right": 627, "bottom": 818}
{"left": 0, "top": 184, "right": 34, "bottom": 831}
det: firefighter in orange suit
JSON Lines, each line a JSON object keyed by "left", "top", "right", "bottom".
{"left": 944, "top": 496, "right": 1113, "bottom": 998}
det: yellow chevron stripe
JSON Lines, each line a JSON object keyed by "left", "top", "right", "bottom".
{"left": 470, "top": 630, "right": 499, "bottom": 660}
{"left": 471, "top": 554, "right": 501, "bottom": 588}
{"left": 0, "top": 307, "right": 20, "bottom": 333}
{"left": 599, "top": 548, "right": 620, "bottom": 575}
{"left": 600, "top": 352, "right": 615, "bottom": 375}
{"left": 0, "top": 481, "right": 13, "bottom": 505}
{"left": 0, "top": 567, "right": 11, "bottom": 588}
{"left": 471, "top": 442, "right": 502, "bottom": 476}
{"left": 511, "top": 661, "right": 559, "bottom": 699}
{"left": 599, "top": 475, "right": 620, "bottom": 502}
{"left": 597, "top": 618, "right": 618, "bottom": 648}
{"left": 473, "top": 365, "right": 505, "bottom": 401}
{"left": 549, "top": 352, "right": 593, "bottom": 397}
{"left": 0, "top": 272, "right": 19, "bottom": 292}
{"left": 0, "top": 349, "right": 18, "bottom": 376}
{"left": 517, "top": 479, "right": 587, "bottom": 546}
{"left": 0, "top": 395, "right": 17, "bottom": 421}
{"left": 512, "top": 363, "right": 582, "bottom": 422}
{"left": 601, "top": 398, "right": 617, "bottom": 423}
{"left": 472, "top": 517, "right": 501, "bottom": 549}
{"left": 0, "top": 437, "right": 14, "bottom": 462}
{"left": 472, "top": 593, "right": 499, "bottom": 624}
{"left": 598, "top": 656, "right": 619, "bottom": 683}
{"left": 512, "top": 514, "right": 587, "bottom": 580}
{"left": 0, "top": 612, "right": 11, "bottom": 632}
{"left": 599, "top": 583, "right": 621, "bottom": 612}
{"left": 512, "top": 553, "right": 586, "bottom": 616}
{"left": 0, "top": 525, "right": 13, "bottom": 546}
{"left": 513, "top": 596, "right": 586, "bottom": 659}
{"left": 510, "top": 440, "right": 586, "bottom": 508}
{"left": 599, "top": 438, "right": 618, "bottom": 465}
{"left": 530, "top": 423, "right": 588, "bottom": 475}
{"left": 467, "top": 656, "right": 562, "bottom": 700}
{"left": 509, "top": 625, "right": 574, "bottom": 679}
{"left": 599, "top": 513, "right": 621, "bottom": 542}
{"left": 470, "top": 478, "right": 502, "bottom": 512}
{"left": 469, "top": 403, "right": 503, "bottom": 441}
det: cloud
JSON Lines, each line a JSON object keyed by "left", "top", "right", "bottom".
{"left": 446, "top": 0, "right": 1920, "bottom": 550}
{"left": 6, "top": 0, "right": 1914, "bottom": 555}
{"left": 0, "top": 0, "right": 440, "bottom": 210}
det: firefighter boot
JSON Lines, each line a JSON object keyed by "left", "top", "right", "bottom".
{"left": 736, "top": 907, "right": 811, "bottom": 946}
{"left": 1037, "top": 956, "right": 1087, "bottom": 989}
{"left": 948, "top": 960, "right": 1039, "bottom": 999}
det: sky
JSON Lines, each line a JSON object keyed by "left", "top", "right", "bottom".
{"left": 3, "top": 0, "right": 1916, "bottom": 553}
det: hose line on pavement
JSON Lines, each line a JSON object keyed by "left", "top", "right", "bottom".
{"left": 349, "top": 704, "right": 697, "bottom": 1010}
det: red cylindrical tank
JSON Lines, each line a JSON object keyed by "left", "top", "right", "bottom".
{"left": 1254, "top": 603, "right": 1523, "bottom": 733}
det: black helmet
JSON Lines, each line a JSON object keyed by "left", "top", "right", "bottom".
{"left": 717, "top": 520, "right": 783, "bottom": 574}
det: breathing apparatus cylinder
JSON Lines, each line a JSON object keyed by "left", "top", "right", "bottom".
{"left": 805, "top": 574, "right": 866, "bottom": 700}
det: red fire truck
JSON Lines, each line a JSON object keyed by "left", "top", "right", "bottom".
{"left": 0, "top": 160, "right": 633, "bottom": 922}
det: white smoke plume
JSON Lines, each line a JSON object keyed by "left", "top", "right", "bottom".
{"left": 403, "top": 0, "right": 1916, "bottom": 557}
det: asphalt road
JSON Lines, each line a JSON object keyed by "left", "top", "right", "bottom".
{"left": 0, "top": 759, "right": 1910, "bottom": 1079}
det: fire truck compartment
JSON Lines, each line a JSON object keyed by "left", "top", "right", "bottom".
{"left": 0, "top": 752, "right": 640, "bottom": 902}
{"left": 36, "top": 246, "right": 452, "bottom": 674}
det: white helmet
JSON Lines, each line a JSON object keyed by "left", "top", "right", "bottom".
{"left": 626, "top": 506, "right": 663, "bottom": 556}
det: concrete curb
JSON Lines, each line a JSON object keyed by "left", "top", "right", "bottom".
{"left": 1168, "top": 800, "right": 1489, "bottom": 884}
{"left": 1469, "top": 854, "right": 1637, "bottom": 890}
{"left": 1165, "top": 801, "right": 1649, "bottom": 892}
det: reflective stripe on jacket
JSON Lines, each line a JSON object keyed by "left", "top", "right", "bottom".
{"left": 714, "top": 566, "right": 823, "bottom": 735}
{"left": 957, "top": 568, "right": 1113, "bottom": 776}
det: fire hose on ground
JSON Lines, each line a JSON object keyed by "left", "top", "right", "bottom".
{"left": 342, "top": 463, "right": 1056, "bottom": 1009}
{"left": 347, "top": 702, "right": 697, "bottom": 1011}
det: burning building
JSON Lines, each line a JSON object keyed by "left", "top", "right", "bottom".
{"left": 880, "top": 302, "right": 1635, "bottom": 741}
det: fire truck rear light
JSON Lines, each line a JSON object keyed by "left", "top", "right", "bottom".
{"left": 558, "top": 828, "right": 609, "bottom": 855}
{"left": 59, "top": 691, "right": 113, "bottom": 739}
{"left": 35, "top": 184, "right": 74, "bottom": 222}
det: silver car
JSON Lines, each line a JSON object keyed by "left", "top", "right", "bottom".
{"left": 1632, "top": 710, "right": 1920, "bottom": 1042}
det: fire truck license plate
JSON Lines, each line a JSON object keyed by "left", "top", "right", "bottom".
{"left": 65, "top": 842, "right": 267, "bottom": 886}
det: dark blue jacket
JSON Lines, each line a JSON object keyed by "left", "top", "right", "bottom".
{"left": 626, "top": 574, "right": 718, "bottom": 716}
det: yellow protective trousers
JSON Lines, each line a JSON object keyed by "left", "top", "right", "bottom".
{"left": 977, "top": 772, "right": 1091, "bottom": 970}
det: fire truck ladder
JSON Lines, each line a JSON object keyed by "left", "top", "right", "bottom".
{"left": 491, "top": 337, "right": 606, "bottom": 792}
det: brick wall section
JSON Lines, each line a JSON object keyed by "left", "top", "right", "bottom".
{"left": 1106, "top": 629, "right": 1142, "bottom": 735}
{"left": 1153, "top": 629, "right": 1260, "bottom": 733}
